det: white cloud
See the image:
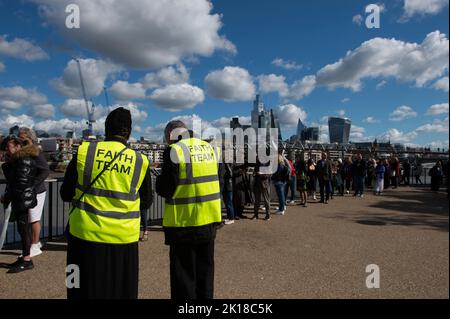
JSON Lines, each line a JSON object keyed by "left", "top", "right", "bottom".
{"left": 402, "top": 0, "right": 449, "bottom": 20}
{"left": 426, "top": 102, "right": 449, "bottom": 116}
{"left": 433, "top": 76, "right": 449, "bottom": 92}
{"left": 109, "top": 103, "right": 148, "bottom": 123}
{"left": 51, "top": 58, "right": 122, "bottom": 98}
{"left": 276, "top": 104, "right": 307, "bottom": 127}
{"left": 271, "top": 58, "right": 302, "bottom": 71}
{"left": 31, "top": 104, "right": 55, "bottom": 119}
{"left": 0, "top": 35, "right": 48, "bottom": 61}
{"left": 109, "top": 81, "right": 146, "bottom": 101}
{"left": 289, "top": 75, "right": 317, "bottom": 100}
{"left": 350, "top": 125, "right": 367, "bottom": 141}
{"left": 143, "top": 114, "right": 252, "bottom": 142}
{"left": 376, "top": 80, "right": 387, "bottom": 89}
{"left": 0, "top": 86, "right": 47, "bottom": 111}
{"left": 316, "top": 31, "right": 449, "bottom": 91}
{"left": 341, "top": 98, "right": 350, "bottom": 103}
{"left": 142, "top": 64, "right": 189, "bottom": 89}
{"left": 35, "top": 0, "right": 236, "bottom": 69}
{"left": 0, "top": 114, "right": 35, "bottom": 133}
{"left": 149, "top": 83, "right": 205, "bottom": 111}
{"left": 205, "top": 66, "right": 256, "bottom": 102}
{"left": 416, "top": 118, "right": 449, "bottom": 133}
{"left": 352, "top": 14, "right": 363, "bottom": 25}
{"left": 389, "top": 105, "right": 418, "bottom": 121}
{"left": 379, "top": 128, "right": 418, "bottom": 143}
{"left": 428, "top": 140, "right": 449, "bottom": 149}
{"left": 363, "top": 116, "right": 379, "bottom": 124}
{"left": 258, "top": 74, "right": 289, "bottom": 98}
{"left": 60, "top": 99, "right": 107, "bottom": 119}
{"left": 337, "top": 109, "right": 346, "bottom": 117}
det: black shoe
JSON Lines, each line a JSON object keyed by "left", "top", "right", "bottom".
{"left": 7, "top": 259, "right": 34, "bottom": 274}
{"left": 264, "top": 215, "right": 271, "bottom": 221}
{"left": 250, "top": 215, "right": 259, "bottom": 220}
{"left": 7, "top": 257, "right": 24, "bottom": 269}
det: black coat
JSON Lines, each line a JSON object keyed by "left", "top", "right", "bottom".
{"left": 2, "top": 144, "right": 39, "bottom": 213}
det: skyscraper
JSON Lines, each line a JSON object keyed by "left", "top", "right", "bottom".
{"left": 249, "top": 95, "right": 282, "bottom": 141}
{"left": 297, "top": 119, "right": 306, "bottom": 138}
{"left": 296, "top": 119, "right": 319, "bottom": 143}
{"left": 328, "top": 117, "right": 351, "bottom": 144}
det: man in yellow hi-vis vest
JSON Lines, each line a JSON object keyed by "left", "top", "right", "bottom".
{"left": 156, "top": 120, "right": 222, "bottom": 299}
{"left": 60, "top": 108, "right": 153, "bottom": 299}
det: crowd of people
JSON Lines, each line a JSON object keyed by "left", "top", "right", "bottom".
{"left": 0, "top": 109, "right": 448, "bottom": 300}
{"left": 218, "top": 152, "right": 449, "bottom": 225}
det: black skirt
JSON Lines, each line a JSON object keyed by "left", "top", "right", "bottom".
{"left": 66, "top": 233, "right": 139, "bottom": 299}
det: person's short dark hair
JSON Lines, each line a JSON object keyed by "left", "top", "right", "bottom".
{"left": 164, "top": 120, "right": 188, "bottom": 143}
{"left": 105, "top": 107, "right": 132, "bottom": 140}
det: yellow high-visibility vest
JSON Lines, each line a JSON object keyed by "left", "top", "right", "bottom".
{"left": 163, "top": 138, "right": 222, "bottom": 227}
{"left": 70, "top": 141, "right": 149, "bottom": 244}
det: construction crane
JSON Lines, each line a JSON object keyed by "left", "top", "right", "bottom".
{"left": 75, "top": 58, "right": 96, "bottom": 138}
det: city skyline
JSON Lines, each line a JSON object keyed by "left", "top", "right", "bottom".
{"left": 0, "top": 0, "right": 449, "bottom": 148}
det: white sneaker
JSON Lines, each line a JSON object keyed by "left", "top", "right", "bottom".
{"left": 224, "top": 219, "right": 235, "bottom": 225}
{"left": 30, "top": 244, "right": 42, "bottom": 257}
{"left": 276, "top": 210, "right": 285, "bottom": 216}
{"left": 37, "top": 241, "right": 43, "bottom": 249}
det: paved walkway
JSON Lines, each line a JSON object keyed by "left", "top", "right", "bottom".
{"left": 0, "top": 187, "right": 448, "bottom": 299}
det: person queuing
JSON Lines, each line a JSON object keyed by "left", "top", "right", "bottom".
{"left": 285, "top": 155, "right": 297, "bottom": 204}
{"left": 413, "top": 161, "right": 423, "bottom": 185}
{"left": 429, "top": 161, "right": 444, "bottom": 191}
{"left": 316, "top": 152, "right": 332, "bottom": 204}
{"left": 1, "top": 136, "right": 39, "bottom": 273}
{"left": 272, "top": 155, "right": 289, "bottom": 215}
{"left": 342, "top": 156, "right": 353, "bottom": 195}
{"left": 60, "top": 108, "right": 153, "bottom": 299}
{"left": 295, "top": 158, "right": 309, "bottom": 207}
{"left": 307, "top": 158, "right": 317, "bottom": 200}
{"left": 390, "top": 157, "right": 400, "bottom": 188}
{"left": 156, "top": 120, "right": 222, "bottom": 299}
{"left": 252, "top": 157, "right": 272, "bottom": 221}
{"left": 383, "top": 159, "right": 391, "bottom": 190}
{"left": 232, "top": 164, "right": 247, "bottom": 220}
{"left": 220, "top": 158, "right": 235, "bottom": 225}
{"left": 352, "top": 154, "right": 367, "bottom": 198}
{"left": 401, "top": 160, "right": 411, "bottom": 186}
{"left": 332, "top": 159, "right": 344, "bottom": 197}
{"left": 18, "top": 127, "right": 50, "bottom": 257}
{"left": 374, "top": 160, "right": 386, "bottom": 196}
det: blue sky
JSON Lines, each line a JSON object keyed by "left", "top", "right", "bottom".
{"left": 0, "top": 0, "right": 448, "bottom": 148}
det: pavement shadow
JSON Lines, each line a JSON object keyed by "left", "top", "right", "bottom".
{"left": 330, "top": 188, "right": 449, "bottom": 232}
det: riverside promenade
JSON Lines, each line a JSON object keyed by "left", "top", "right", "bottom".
{"left": 0, "top": 187, "right": 448, "bottom": 299}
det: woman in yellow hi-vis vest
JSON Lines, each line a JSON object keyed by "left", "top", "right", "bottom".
{"left": 60, "top": 108, "right": 153, "bottom": 299}
{"left": 156, "top": 120, "right": 222, "bottom": 299}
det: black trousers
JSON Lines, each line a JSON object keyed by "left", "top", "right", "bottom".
{"left": 169, "top": 240, "right": 215, "bottom": 299}
{"left": 318, "top": 178, "right": 331, "bottom": 202}
{"left": 66, "top": 233, "right": 139, "bottom": 299}
{"left": 16, "top": 211, "right": 31, "bottom": 257}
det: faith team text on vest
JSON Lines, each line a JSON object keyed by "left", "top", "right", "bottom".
{"left": 95, "top": 148, "right": 134, "bottom": 175}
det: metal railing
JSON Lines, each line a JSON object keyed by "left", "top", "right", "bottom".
{"left": 0, "top": 177, "right": 165, "bottom": 246}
